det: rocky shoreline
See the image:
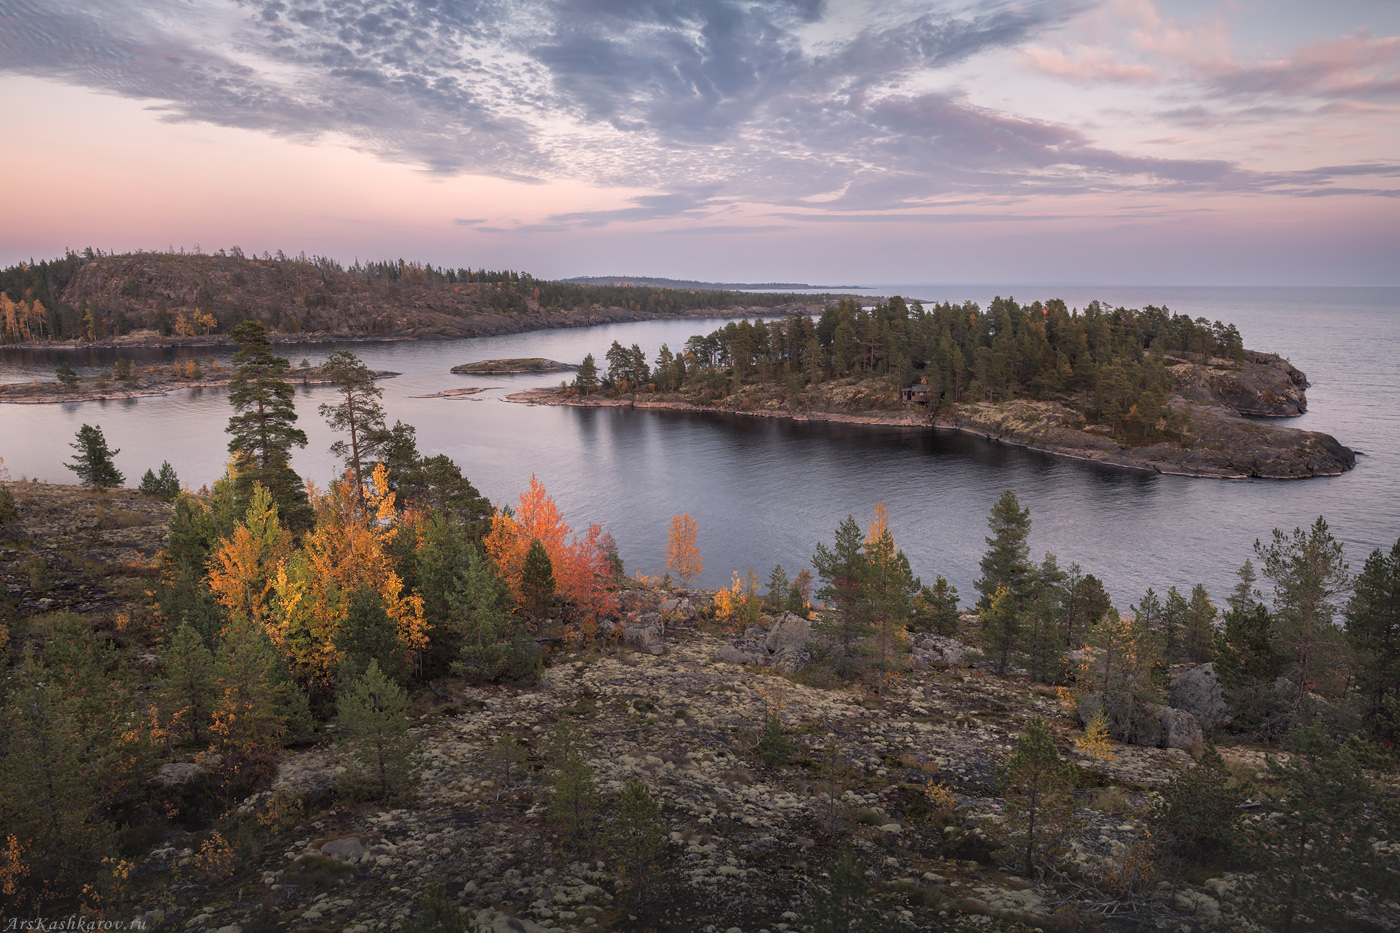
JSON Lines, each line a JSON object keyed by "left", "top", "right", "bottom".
{"left": 505, "top": 387, "right": 1355, "bottom": 480}
{"left": 0, "top": 366, "right": 399, "bottom": 405}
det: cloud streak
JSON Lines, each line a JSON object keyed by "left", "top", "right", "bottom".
{"left": 0, "top": 0, "right": 1396, "bottom": 228}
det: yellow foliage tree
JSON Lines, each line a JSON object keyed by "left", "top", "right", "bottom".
{"left": 270, "top": 465, "right": 425, "bottom": 687}
{"left": 666, "top": 512, "right": 702, "bottom": 587}
{"left": 207, "top": 484, "right": 291, "bottom": 627}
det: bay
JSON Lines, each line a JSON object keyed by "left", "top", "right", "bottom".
{"left": 1, "top": 284, "right": 1396, "bottom": 609}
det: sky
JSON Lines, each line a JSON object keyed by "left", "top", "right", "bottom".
{"left": 0, "top": 0, "right": 1397, "bottom": 285}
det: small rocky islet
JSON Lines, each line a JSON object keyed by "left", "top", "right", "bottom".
{"left": 512, "top": 350, "right": 1356, "bottom": 480}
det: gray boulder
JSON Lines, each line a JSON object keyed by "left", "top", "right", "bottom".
{"left": 716, "top": 640, "right": 769, "bottom": 666}
{"left": 766, "top": 612, "right": 813, "bottom": 653}
{"left": 772, "top": 645, "right": 813, "bottom": 674}
{"left": 1159, "top": 707, "right": 1204, "bottom": 750}
{"left": 623, "top": 615, "right": 666, "bottom": 655}
{"left": 1169, "top": 663, "right": 1231, "bottom": 728}
{"left": 658, "top": 596, "right": 697, "bottom": 620}
{"left": 320, "top": 836, "right": 365, "bottom": 861}
{"left": 911, "top": 633, "right": 967, "bottom": 667}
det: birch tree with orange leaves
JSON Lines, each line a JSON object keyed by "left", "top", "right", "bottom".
{"left": 666, "top": 513, "right": 702, "bottom": 587}
{"left": 483, "top": 475, "right": 617, "bottom": 622}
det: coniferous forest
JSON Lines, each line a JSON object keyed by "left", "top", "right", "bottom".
{"left": 0, "top": 316, "right": 1396, "bottom": 931}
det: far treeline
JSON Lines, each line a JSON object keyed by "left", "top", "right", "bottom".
{"left": 0, "top": 248, "right": 825, "bottom": 342}
{"left": 576, "top": 296, "right": 1246, "bottom": 441}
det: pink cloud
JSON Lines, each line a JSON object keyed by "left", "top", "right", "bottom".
{"left": 1021, "top": 46, "right": 1157, "bottom": 83}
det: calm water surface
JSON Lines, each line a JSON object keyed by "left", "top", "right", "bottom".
{"left": 1, "top": 285, "right": 1396, "bottom": 608}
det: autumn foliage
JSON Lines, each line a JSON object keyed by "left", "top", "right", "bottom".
{"left": 483, "top": 475, "right": 617, "bottom": 621}
{"left": 666, "top": 512, "right": 702, "bottom": 587}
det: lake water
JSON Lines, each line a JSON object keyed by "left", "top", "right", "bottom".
{"left": 1, "top": 285, "right": 1396, "bottom": 610}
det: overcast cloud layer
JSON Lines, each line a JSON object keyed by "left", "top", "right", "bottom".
{"left": 4, "top": 0, "right": 1398, "bottom": 232}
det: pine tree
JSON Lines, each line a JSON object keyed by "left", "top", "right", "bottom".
{"left": 65, "top": 423, "right": 123, "bottom": 488}
{"left": 976, "top": 490, "right": 1032, "bottom": 610}
{"left": 160, "top": 623, "right": 216, "bottom": 745}
{"left": 1255, "top": 517, "right": 1351, "bottom": 718}
{"left": 996, "top": 717, "right": 1078, "bottom": 877}
{"left": 1240, "top": 722, "right": 1392, "bottom": 932}
{"left": 805, "top": 845, "right": 874, "bottom": 933}
{"left": 981, "top": 585, "right": 1021, "bottom": 675}
{"left": 920, "top": 575, "right": 961, "bottom": 636}
{"left": 545, "top": 718, "right": 598, "bottom": 849}
{"left": 319, "top": 350, "right": 387, "bottom": 497}
{"left": 211, "top": 618, "right": 287, "bottom": 763}
{"left": 608, "top": 779, "right": 666, "bottom": 908}
{"left": 336, "top": 659, "right": 417, "bottom": 800}
{"left": 1151, "top": 741, "right": 1245, "bottom": 864}
{"left": 519, "top": 538, "right": 556, "bottom": 618}
{"left": 225, "top": 321, "right": 310, "bottom": 528}
{"left": 1346, "top": 537, "right": 1400, "bottom": 738}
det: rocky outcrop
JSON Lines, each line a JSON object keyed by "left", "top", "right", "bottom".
{"left": 911, "top": 633, "right": 967, "bottom": 668}
{"left": 1159, "top": 707, "right": 1205, "bottom": 750}
{"left": 1169, "top": 663, "right": 1231, "bottom": 728}
{"left": 716, "top": 613, "right": 816, "bottom": 671}
{"left": 1169, "top": 351, "right": 1309, "bottom": 417}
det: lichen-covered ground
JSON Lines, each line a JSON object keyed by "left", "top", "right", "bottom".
{"left": 127, "top": 616, "right": 1315, "bottom": 933}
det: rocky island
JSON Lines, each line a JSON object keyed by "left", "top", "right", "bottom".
{"left": 511, "top": 300, "right": 1356, "bottom": 480}
{"left": 451, "top": 358, "right": 577, "bottom": 374}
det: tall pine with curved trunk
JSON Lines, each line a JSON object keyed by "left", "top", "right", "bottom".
{"left": 319, "top": 350, "right": 387, "bottom": 498}
{"left": 976, "top": 490, "right": 1032, "bottom": 611}
{"left": 226, "top": 321, "right": 309, "bottom": 527}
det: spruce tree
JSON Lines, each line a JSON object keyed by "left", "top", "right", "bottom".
{"left": 519, "top": 538, "right": 556, "bottom": 619}
{"left": 337, "top": 659, "right": 417, "bottom": 800}
{"left": 319, "top": 349, "right": 387, "bottom": 496}
{"left": 65, "top": 423, "right": 124, "bottom": 488}
{"left": 812, "top": 515, "right": 871, "bottom": 672}
{"left": 339, "top": 585, "right": 408, "bottom": 684}
{"left": 211, "top": 618, "right": 287, "bottom": 763}
{"left": 574, "top": 353, "right": 599, "bottom": 394}
{"left": 1346, "top": 537, "right": 1400, "bottom": 737}
{"left": 139, "top": 460, "right": 181, "bottom": 501}
{"left": 1183, "top": 583, "right": 1217, "bottom": 662}
{"left": 226, "top": 321, "right": 310, "bottom": 528}
{"left": 976, "top": 490, "right": 1032, "bottom": 610}
{"left": 922, "top": 575, "right": 961, "bottom": 636}
{"left": 996, "top": 717, "right": 1078, "bottom": 877}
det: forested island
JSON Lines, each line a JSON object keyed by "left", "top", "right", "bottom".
{"left": 0, "top": 318, "right": 1395, "bottom": 931}
{"left": 0, "top": 250, "right": 834, "bottom": 345}
{"left": 522, "top": 297, "right": 1356, "bottom": 479}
